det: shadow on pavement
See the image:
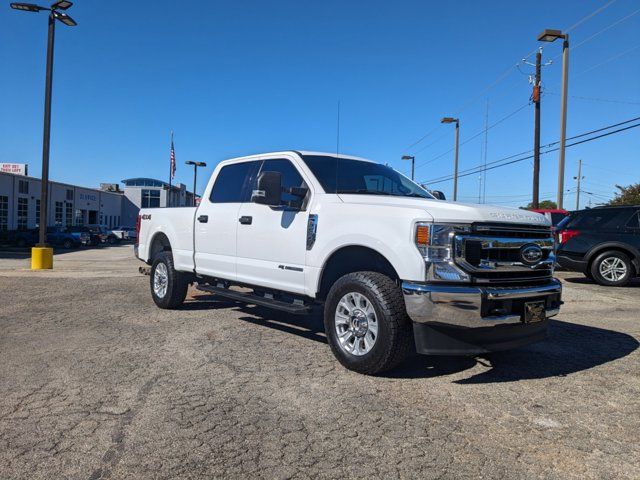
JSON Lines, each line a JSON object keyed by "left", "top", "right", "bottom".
{"left": 185, "top": 293, "right": 327, "bottom": 344}
{"left": 185, "top": 294, "right": 639, "bottom": 383}
{"left": 563, "top": 275, "right": 640, "bottom": 288}
{"left": 388, "top": 319, "right": 639, "bottom": 382}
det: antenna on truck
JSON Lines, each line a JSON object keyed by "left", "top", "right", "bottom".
{"left": 335, "top": 100, "right": 341, "bottom": 193}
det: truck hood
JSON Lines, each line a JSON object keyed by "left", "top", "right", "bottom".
{"left": 337, "top": 194, "right": 550, "bottom": 226}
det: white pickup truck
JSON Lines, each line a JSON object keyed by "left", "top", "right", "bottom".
{"left": 135, "top": 151, "right": 562, "bottom": 374}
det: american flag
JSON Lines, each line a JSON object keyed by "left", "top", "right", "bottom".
{"left": 170, "top": 133, "right": 176, "bottom": 180}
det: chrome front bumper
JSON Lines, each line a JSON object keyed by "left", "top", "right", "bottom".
{"left": 402, "top": 279, "right": 562, "bottom": 328}
{"left": 403, "top": 279, "right": 562, "bottom": 355}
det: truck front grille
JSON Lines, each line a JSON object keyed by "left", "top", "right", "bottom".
{"left": 454, "top": 223, "right": 555, "bottom": 285}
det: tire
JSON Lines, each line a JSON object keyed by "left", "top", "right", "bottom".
{"left": 590, "top": 251, "right": 634, "bottom": 287}
{"left": 63, "top": 239, "right": 73, "bottom": 249}
{"left": 583, "top": 270, "right": 594, "bottom": 280}
{"left": 108, "top": 236, "right": 117, "bottom": 245}
{"left": 150, "top": 250, "right": 189, "bottom": 309}
{"left": 324, "top": 271, "right": 413, "bottom": 375}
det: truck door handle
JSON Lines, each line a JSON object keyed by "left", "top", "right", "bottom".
{"left": 239, "top": 216, "right": 252, "bottom": 225}
{"left": 197, "top": 215, "right": 208, "bottom": 223}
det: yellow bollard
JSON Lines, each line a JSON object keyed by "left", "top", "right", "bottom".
{"left": 31, "top": 247, "right": 54, "bottom": 270}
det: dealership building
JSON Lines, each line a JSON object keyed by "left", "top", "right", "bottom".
{"left": 0, "top": 163, "right": 196, "bottom": 231}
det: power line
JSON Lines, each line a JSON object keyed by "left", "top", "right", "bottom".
{"left": 545, "top": 92, "right": 640, "bottom": 106}
{"left": 567, "top": 6, "right": 640, "bottom": 54}
{"left": 575, "top": 43, "right": 640, "bottom": 77}
{"left": 424, "top": 115, "right": 640, "bottom": 183}
{"left": 421, "top": 118, "right": 640, "bottom": 185}
{"left": 564, "top": 0, "right": 618, "bottom": 33}
{"left": 414, "top": 103, "right": 530, "bottom": 166}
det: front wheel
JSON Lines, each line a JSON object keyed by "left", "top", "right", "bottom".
{"left": 324, "top": 272, "right": 413, "bottom": 375}
{"left": 590, "top": 251, "right": 634, "bottom": 287}
{"left": 150, "top": 251, "right": 189, "bottom": 309}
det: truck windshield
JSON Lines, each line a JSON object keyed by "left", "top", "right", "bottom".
{"left": 301, "top": 155, "right": 434, "bottom": 199}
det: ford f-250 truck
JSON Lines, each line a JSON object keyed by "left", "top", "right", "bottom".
{"left": 135, "top": 151, "right": 562, "bottom": 374}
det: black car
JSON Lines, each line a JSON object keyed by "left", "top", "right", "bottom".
{"left": 556, "top": 205, "right": 640, "bottom": 286}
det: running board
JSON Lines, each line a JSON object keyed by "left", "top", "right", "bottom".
{"left": 195, "top": 283, "right": 312, "bottom": 315}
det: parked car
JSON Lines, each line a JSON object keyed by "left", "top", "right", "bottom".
{"left": 46, "top": 226, "right": 83, "bottom": 249}
{"left": 112, "top": 226, "right": 137, "bottom": 240}
{"left": 556, "top": 205, "right": 640, "bottom": 286}
{"left": 90, "top": 226, "right": 121, "bottom": 245}
{"left": 5, "top": 227, "right": 83, "bottom": 249}
{"left": 135, "top": 150, "right": 562, "bottom": 375}
{"left": 529, "top": 208, "right": 569, "bottom": 227}
{"left": 68, "top": 226, "right": 99, "bottom": 246}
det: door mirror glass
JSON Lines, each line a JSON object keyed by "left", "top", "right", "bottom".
{"left": 431, "top": 190, "right": 446, "bottom": 200}
{"left": 252, "top": 171, "right": 282, "bottom": 206}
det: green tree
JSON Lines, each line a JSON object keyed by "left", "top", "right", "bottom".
{"left": 608, "top": 183, "right": 640, "bottom": 206}
{"left": 522, "top": 200, "right": 558, "bottom": 210}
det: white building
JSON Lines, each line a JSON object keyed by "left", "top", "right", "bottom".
{"left": 0, "top": 170, "right": 195, "bottom": 232}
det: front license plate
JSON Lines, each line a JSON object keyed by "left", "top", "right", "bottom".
{"left": 524, "top": 301, "right": 546, "bottom": 323}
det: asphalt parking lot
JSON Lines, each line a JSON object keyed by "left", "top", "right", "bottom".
{"left": 1, "top": 245, "right": 639, "bottom": 479}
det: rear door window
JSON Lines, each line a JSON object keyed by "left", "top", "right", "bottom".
{"left": 210, "top": 161, "right": 261, "bottom": 203}
{"left": 626, "top": 211, "right": 640, "bottom": 229}
{"left": 566, "top": 209, "right": 635, "bottom": 230}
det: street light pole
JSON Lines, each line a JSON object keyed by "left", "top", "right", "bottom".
{"left": 39, "top": 11, "right": 55, "bottom": 246}
{"left": 185, "top": 161, "right": 207, "bottom": 206}
{"left": 557, "top": 34, "right": 570, "bottom": 210}
{"left": 441, "top": 117, "right": 460, "bottom": 201}
{"left": 10, "top": 1, "right": 77, "bottom": 269}
{"left": 538, "top": 29, "right": 570, "bottom": 209}
{"left": 401, "top": 155, "right": 415, "bottom": 180}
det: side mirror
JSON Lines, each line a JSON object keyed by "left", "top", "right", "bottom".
{"left": 431, "top": 190, "right": 446, "bottom": 200}
{"left": 252, "top": 171, "right": 282, "bottom": 206}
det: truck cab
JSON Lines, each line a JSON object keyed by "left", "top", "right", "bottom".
{"left": 135, "top": 151, "right": 562, "bottom": 374}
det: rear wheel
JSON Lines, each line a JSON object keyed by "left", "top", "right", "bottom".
{"left": 324, "top": 271, "right": 412, "bottom": 375}
{"left": 590, "top": 251, "right": 633, "bottom": 287}
{"left": 62, "top": 239, "right": 73, "bottom": 249}
{"left": 150, "top": 251, "right": 189, "bottom": 309}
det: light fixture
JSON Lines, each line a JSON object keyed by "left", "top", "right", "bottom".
{"left": 537, "top": 29, "right": 565, "bottom": 42}
{"left": 10, "top": 2, "right": 45, "bottom": 11}
{"left": 53, "top": 10, "right": 76, "bottom": 26}
{"left": 51, "top": 0, "right": 72, "bottom": 9}
{"left": 440, "top": 117, "right": 459, "bottom": 124}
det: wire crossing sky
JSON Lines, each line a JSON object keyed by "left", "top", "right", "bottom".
{"left": 1, "top": 0, "right": 638, "bottom": 207}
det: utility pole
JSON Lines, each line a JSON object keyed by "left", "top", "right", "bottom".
{"left": 532, "top": 47, "right": 542, "bottom": 209}
{"left": 440, "top": 117, "right": 460, "bottom": 201}
{"left": 574, "top": 159, "right": 583, "bottom": 210}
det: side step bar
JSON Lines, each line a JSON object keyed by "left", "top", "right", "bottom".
{"left": 195, "top": 283, "right": 312, "bottom": 315}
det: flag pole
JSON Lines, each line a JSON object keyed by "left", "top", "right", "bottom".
{"left": 168, "top": 131, "right": 173, "bottom": 207}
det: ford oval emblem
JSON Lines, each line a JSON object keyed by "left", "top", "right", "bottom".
{"left": 520, "top": 244, "right": 543, "bottom": 264}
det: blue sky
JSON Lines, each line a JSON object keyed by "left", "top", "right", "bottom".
{"left": 1, "top": 0, "right": 638, "bottom": 207}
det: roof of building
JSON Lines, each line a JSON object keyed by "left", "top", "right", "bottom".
{"left": 121, "top": 177, "right": 195, "bottom": 195}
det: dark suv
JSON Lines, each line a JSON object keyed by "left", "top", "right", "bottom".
{"left": 556, "top": 205, "right": 640, "bottom": 286}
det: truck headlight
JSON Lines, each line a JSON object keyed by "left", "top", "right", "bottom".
{"left": 414, "top": 223, "right": 470, "bottom": 282}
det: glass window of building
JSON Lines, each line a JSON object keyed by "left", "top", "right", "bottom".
{"left": 55, "top": 201, "right": 63, "bottom": 225}
{"left": 75, "top": 209, "right": 84, "bottom": 226}
{"left": 35, "top": 199, "right": 40, "bottom": 227}
{"left": 65, "top": 203, "right": 73, "bottom": 226}
{"left": 141, "top": 189, "right": 161, "bottom": 208}
{"left": 18, "top": 180, "right": 29, "bottom": 195}
{"left": 0, "top": 195, "right": 8, "bottom": 231}
{"left": 17, "top": 198, "right": 28, "bottom": 230}
{"left": 66, "top": 189, "right": 73, "bottom": 201}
